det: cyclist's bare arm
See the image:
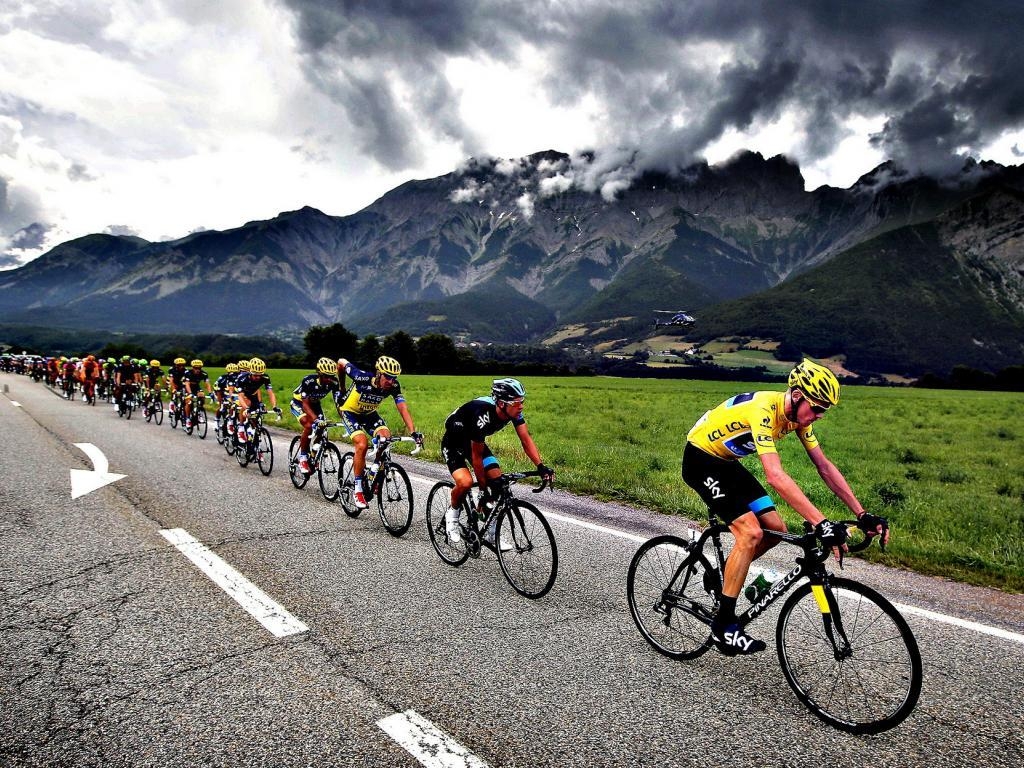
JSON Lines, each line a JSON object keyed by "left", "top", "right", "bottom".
{"left": 759, "top": 452, "right": 826, "bottom": 526}
{"left": 513, "top": 421, "right": 543, "bottom": 467}
{"left": 805, "top": 446, "right": 887, "bottom": 544}
{"left": 395, "top": 400, "right": 416, "bottom": 434}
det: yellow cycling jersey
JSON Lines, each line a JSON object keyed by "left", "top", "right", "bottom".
{"left": 686, "top": 390, "right": 818, "bottom": 460}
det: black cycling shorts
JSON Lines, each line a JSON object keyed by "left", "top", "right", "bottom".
{"left": 440, "top": 432, "right": 498, "bottom": 476}
{"left": 681, "top": 442, "right": 776, "bottom": 523}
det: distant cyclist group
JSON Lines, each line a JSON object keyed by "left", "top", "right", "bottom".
{"left": 4, "top": 350, "right": 918, "bottom": 732}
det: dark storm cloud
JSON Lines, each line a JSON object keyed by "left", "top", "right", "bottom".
{"left": 278, "top": 0, "right": 1024, "bottom": 185}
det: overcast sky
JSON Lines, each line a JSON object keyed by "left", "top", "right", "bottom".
{"left": 1, "top": 0, "right": 1022, "bottom": 267}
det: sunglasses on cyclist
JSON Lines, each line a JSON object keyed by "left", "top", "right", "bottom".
{"left": 805, "top": 398, "right": 830, "bottom": 415}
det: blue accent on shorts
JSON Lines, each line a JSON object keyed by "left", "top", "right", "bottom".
{"left": 749, "top": 496, "right": 775, "bottom": 515}
{"left": 482, "top": 455, "right": 500, "bottom": 469}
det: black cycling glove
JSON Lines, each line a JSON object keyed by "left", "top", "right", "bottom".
{"left": 857, "top": 512, "right": 888, "bottom": 532}
{"left": 815, "top": 519, "right": 848, "bottom": 548}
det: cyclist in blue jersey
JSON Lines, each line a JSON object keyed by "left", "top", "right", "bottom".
{"left": 290, "top": 357, "right": 344, "bottom": 474}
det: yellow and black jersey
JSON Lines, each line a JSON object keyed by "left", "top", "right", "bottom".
{"left": 338, "top": 362, "right": 405, "bottom": 414}
{"left": 686, "top": 390, "right": 818, "bottom": 460}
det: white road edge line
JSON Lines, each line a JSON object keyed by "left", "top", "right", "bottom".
{"left": 893, "top": 602, "right": 1024, "bottom": 644}
{"left": 378, "top": 710, "right": 489, "bottom": 768}
{"left": 542, "top": 510, "right": 1024, "bottom": 644}
{"left": 159, "top": 528, "right": 309, "bottom": 638}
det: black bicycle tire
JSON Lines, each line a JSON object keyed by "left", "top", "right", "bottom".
{"left": 257, "top": 428, "right": 273, "bottom": 476}
{"left": 496, "top": 500, "right": 557, "bottom": 599}
{"left": 318, "top": 443, "right": 343, "bottom": 501}
{"left": 626, "top": 535, "right": 715, "bottom": 661}
{"left": 288, "top": 436, "right": 309, "bottom": 489}
{"left": 196, "top": 407, "right": 208, "bottom": 439}
{"left": 338, "top": 452, "right": 360, "bottom": 517}
{"left": 153, "top": 399, "right": 163, "bottom": 426}
{"left": 377, "top": 462, "right": 414, "bottom": 537}
{"left": 426, "top": 481, "right": 469, "bottom": 566}
{"left": 776, "top": 577, "right": 922, "bottom": 734}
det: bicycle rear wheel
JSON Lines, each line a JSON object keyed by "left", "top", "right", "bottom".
{"left": 377, "top": 462, "right": 413, "bottom": 537}
{"left": 425, "top": 481, "right": 468, "bottom": 566}
{"left": 256, "top": 428, "right": 274, "bottom": 475}
{"left": 318, "top": 444, "right": 342, "bottom": 501}
{"left": 496, "top": 501, "right": 557, "bottom": 598}
{"left": 626, "top": 535, "right": 716, "bottom": 660}
{"left": 776, "top": 577, "right": 922, "bottom": 734}
{"left": 288, "top": 436, "right": 309, "bottom": 489}
{"left": 338, "top": 452, "right": 360, "bottom": 517}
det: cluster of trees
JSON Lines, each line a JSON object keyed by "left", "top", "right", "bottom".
{"left": 914, "top": 365, "right": 1024, "bottom": 392}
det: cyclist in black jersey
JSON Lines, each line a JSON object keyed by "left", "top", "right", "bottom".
{"left": 440, "top": 377, "right": 553, "bottom": 545}
{"left": 182, "top": 359, "right": 212, "bottom": 428}
{"left": 234, "top": 357, "right": 280, "bottom": 444}
{"left": 681, "top": 358, "right": 886, "bottom": 656}
{"left": 213, "top": 363, "right": 238, "bottom": 432}
{"left": 290, "top": 357, "right": 344, "bottom": 474}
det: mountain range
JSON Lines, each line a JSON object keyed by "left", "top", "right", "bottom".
{"left": 1, "top": 149, "right": 1022, "bottom": 376}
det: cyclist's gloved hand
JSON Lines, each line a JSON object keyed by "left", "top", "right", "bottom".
{"left": 411, "top": 430, "right": 424, "bottom": 444}
{"left": 857, "top": 512, "right": 890, "bottom": 549}
{"left": 537, "top": 463, "right": 554, "bottom": 481}
{"left": 272, "top": 406, "right": 282, "bottom": 414}
{"left": 815, "top": 518, "right": 848, "bottom": 549}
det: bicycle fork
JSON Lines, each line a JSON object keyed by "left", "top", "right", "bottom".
{"left": 809, "top": 576, "right": 854, "bottom": 661}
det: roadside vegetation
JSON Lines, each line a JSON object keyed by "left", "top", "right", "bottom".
{"left": 208, "top": 369, "right": 1022, "bottom": 591}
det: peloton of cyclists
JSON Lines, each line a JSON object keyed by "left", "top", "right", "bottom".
{"left": 335, "top": 355, "right": 423, "bottom": 509}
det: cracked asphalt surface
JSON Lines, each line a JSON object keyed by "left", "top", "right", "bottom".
{"left": 1, "top": 372, "right": 1022, "bottom": 767}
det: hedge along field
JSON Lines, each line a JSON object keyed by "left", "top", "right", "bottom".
{"left": 205, "top": 368, "right": 1024, "bottom": 592}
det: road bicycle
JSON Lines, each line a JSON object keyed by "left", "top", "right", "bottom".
{"left": 183, "top": 394, "right": 209, "bottom": 439}
{"left": 337, "top": 436, "right": 422, "bottom": 536}
{"left": 213, "top": 398, "right": 233, "bottom": 446}
{"left": 116, "top": 384, "right": 137, "bottom": 419}
{"left": 287, "top": 419, "right": 347, "bottom": 501}
{"left": 142, "top": 388, "right": 164, "bottom": 425}
{"left": 425, "top": 470, "right": 558, "bottom": 599}
{"left": 626, "top": 516, "right": 922, "bottom": 734}
{"left": 232, "top": 405, "right": 280, "bottom": 475}
{"left": 167, "top": 390, "right": 186, "bottom": 429}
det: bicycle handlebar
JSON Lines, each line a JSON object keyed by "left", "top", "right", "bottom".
{"left": 375, "top": 435, "right": 423, "bottom": 456}
{"left": 500, "top": 469, "right": 555, "bottom": 494}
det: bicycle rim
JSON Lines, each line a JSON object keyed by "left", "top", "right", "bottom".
{"left": 338, "top": 453, "right": 359, "bottom": 516}
{"left": 257, "top": 428, "right": 274, "bottom": 475}
{"left": 626, "top": 535, "right": 715, "bottom": 660}
{"left": 495, "top": 501, "right": 557, "bottom": 598}
{"left": 318, "top": 444, "right": 342, "bottom": 501}
{"left": 196, "top": 409, "right": 208, "bottom": 439}
{"left": 288, "top": 436, "right": 309, "bottom": 489}
{"left": 154, "top": 401, "right": 163, "bottom": 426}
{"left": 377, "top": 463, "right": 413, "bottom": 537}
{"left": 776, "top": 577, "right": 922, "bottom": 734}
{"left": 425, "top": 482, "right": 468, "bottom": 566}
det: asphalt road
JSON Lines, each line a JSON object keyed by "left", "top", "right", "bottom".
{"left": 1, "top": 372, "right": 1022, "bottom": 767}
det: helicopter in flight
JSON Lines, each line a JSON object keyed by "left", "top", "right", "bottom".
{"left": 653, "top": 310, "right": 696, "bottom": 330}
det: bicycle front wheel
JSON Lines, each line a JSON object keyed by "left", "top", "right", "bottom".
{"left": 153, "top": 399, "right": 163, "bottom": 426}
{"left": 338, "top": 452, "right": 360, "bottom": 517}
{"left": 776, "top": 577, "right": 922, "bottom": 734}
{"left": 288, "top": 436, "right": 309, "bottom": 489}
{"left": 425, "top": 482, "right": 468, "bottom": 566}
{"left": 377, "top": 462, "right": 413, "bottom": 537}
{"left": 195, "top": 408, "right": 208, "bottom": 439}
{"left": 318, "top": 444, "right": 343, "bottom": 501}
{"left": 256, "top": 428, "right": 274, "bottom": 475}
{"left": 496, "top": 501, "right": 557, "bottom": 599}
{"left": 626, "top": 535, "right": 716, "bottom": 660}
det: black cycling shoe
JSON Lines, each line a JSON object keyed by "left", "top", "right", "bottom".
{"left": 710, "top": 622, "right": 767, "bottom": 656}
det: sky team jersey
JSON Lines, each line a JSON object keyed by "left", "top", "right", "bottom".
{"left": 233, "top": 372, "right": 273, "bottom": 398}
{"left": 686, "top": 390, "right": 819, "bottom": 460}
{"left": 337, "top": 362, "right": 404, "bottom": 414}
{"left": 444, "top": 397, "right": 526, "bottom": 443}
{"left": 292, "top": 373, "right": 342, "bottom": 403}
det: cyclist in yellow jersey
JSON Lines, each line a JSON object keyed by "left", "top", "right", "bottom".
{"left": 681, "top": 358, "right": 888, "bottom": 656}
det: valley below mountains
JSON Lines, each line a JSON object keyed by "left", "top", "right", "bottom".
{"left": 1, "top": 150, "right": 1022, "bottom": 377}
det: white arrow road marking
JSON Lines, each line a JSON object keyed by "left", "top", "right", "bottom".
{"left": 160, "top": 528, "right": 309, "bottom": 638}
{"left": 11, "top": 401, "right": 21, "bottom": 407}
{"left": 378, "top": 710, "right": 489, "bottom": 768}
{"left": 70, "top": 442, "right": 126, "bottom": 499}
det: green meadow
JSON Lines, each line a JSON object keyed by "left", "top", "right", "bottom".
{"left": 206, "top": 369, "right": 1024, "bottom": 592}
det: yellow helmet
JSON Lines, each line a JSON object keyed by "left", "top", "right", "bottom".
{"left": 150, "top": 359, "right": 160, "bottom": 367}
{"left": 191, "top": 359, "right": 203, "bottom": 368}
{"left": 375, "top": 355, "right": 401, "bottom": 376}
{"left": 174, "top": 357, "right": 186, "bottom": 365}
{"left": 317, "top": 356, "right": 336, "bottom": 376}
{"left": 237, "top": 360, "right": 251, "bottom": 372}
{"left": 249, "top": 357, "right": 266, "bottom": 374}
{"left": 788, "top": 358, "right": 841, "bottom": 406}
{"left": 226, "top": 363, "right": 238, "bottom": 373}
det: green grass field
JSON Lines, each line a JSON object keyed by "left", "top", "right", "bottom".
{"left": 206, "top": 368, "right": 1024, "bottom": 592}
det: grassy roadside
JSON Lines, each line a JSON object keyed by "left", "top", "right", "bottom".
{"left": 205, "top": 369, "right": 1024, "bottom": 592}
